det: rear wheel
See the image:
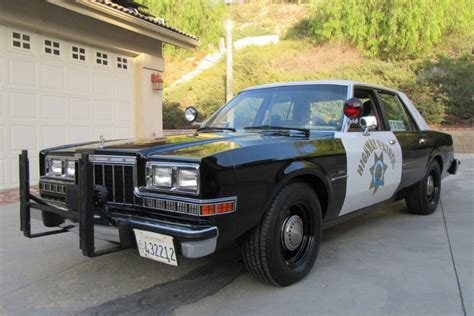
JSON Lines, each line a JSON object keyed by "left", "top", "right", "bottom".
{"left": 242, "top": 182, "right": 322, "bottom": 286}
{"left": 405, "top": 160, "right": 441, "bottom": 215}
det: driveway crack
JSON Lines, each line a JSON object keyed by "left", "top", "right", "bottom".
{"left": 440, "top": 198, "right": 466, "bottom": 316}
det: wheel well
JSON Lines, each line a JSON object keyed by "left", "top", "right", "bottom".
{"left": 433, "top": 155, "right": 443, "bottom": 172}
{"left": 294, "top": 175, "right": 329, "bottom": 219}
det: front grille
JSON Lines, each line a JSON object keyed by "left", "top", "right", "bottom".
{"left": 93, "top": 163, "right": 134, "bottom": 204}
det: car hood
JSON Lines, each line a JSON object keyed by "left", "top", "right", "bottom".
{"left": 46, "top": 131, "right": 336, "bottom": 159}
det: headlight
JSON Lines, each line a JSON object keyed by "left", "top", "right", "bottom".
{"left": 46, "top": 156, "right": 76, "bottom": 179}
{"left": 146, "top": 162, "right": 199, "bottom": 195}
{"left": 152, "top": 167, "right": 173, "bottom": 188}
{"left": 65, "top": 160, "right": 75, "bottom": 178}
{"left": 177, "top": 168, "right": 198, "bottom": 191}
{"left": 50, "top": 159, "right": 63, "bottom": 176}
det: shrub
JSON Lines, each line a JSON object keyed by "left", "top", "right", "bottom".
{"left": 307, "top": 0, "right": 474, "bottom": 58}
{"left": 162, "top": 101, "right": 193, "bottom": 129}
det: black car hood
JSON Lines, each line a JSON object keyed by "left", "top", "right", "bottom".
{"left": 47, "top": 131, "right": 336, "bottom": 159}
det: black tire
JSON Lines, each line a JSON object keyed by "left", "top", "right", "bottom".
{"left": 405, "top": 160, "right": 441, "bottom": 215}
{"left": 42, "top": 212, "right": 65, "bottom": 227}
{"left": 242, "top": 182, "right": 322, "bottom": 286}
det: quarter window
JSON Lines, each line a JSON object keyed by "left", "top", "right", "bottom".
{"left": 117, "top": 57, "right": 128, "bottom": 69}
{"left": 12, "top": 31, "right": 31, "bottom": 50}
{"left": 378, "top": 92, "right": 412, "bottom": 131}
{"left": 44, "top": 39, "right": 60, "bottom": 56}
{"left": 72, "top": 46, "right": 86, "bottom": 61}
{"left": 96, "top": 52, "right": 108, "bottom": 65}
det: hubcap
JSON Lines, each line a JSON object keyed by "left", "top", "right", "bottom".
{"left": 281, "top": 215, "right": 304, "bottom": 251}
{"left": 427, "top": 175, "right": 435, "bottom": 197}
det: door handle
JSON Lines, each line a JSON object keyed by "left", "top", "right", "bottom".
{"left": 419, "top": 138, "right": 426, "bottom": 145}
{"left": 388, "top": 140, "right": 396, "bottom": 145}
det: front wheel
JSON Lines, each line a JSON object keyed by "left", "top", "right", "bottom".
{"left": 242, "top": 182, "right": 322, "bottom": 286}
{"left": 405, "top": 160, "right": 442, "bottom": 215}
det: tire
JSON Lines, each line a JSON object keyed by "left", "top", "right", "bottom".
{"left": 242, "top": 182, "right": 322, "bottom": 286}
{"left": 405, "top": 160, "right": 441, "bottom": 215}
{"left": 42, "top": 212, "right": 65, "bottom": 227}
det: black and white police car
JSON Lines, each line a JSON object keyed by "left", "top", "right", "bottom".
{"left": 19, "top": 80, "right": 460, "bottom": 286}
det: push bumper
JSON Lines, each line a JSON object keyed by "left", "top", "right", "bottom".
{"left": 19, "top": 150, "right": 218, "bottom": 259}
{"left": 448, "top": 159, "right": 460, "bottom": 175}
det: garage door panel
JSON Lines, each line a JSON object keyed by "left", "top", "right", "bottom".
{"left": 41, "top": 63, "right": 65, "bottom": 90}
{"left": 94, "top": 100, "right": 112, "bottom": 121}
{"left": 42, "top": 95, "right": 66, "bottom": 120}
{"left": 113, "top": 76, "right": 133, "bottom": 99}
{"left": 114, "top": 126, "right": 133, "bottom": 139}
{"left": 114, "top": 102, "right": 132, "bottom": 122}
{"left": 68, "top": 68, "right": 90, "bottom": 94}
{"left": 0, "top": 56, "right": 5, "bottom": 85}
{"left": 10, "top": 125, "right": 37, "bottom": 151}
{"left": 0, "top": 126, "right": 4, "bottom": 153}
{"left": 3, "top": 28, "right": 135, "bottom": 189}
{"left": 70, "top": 97, "right": 90, "bottom": 122}
{"left": 94, "top": 126, "right": 114, "bottom": 139}
{"left": 42, "top": 125, "right": 66, "bottom": 148}
{"left": 9, "top": 92, "right": 37, "bottom": 120}
{"left": 70, "top": 126, "right": 91, "bottom": 143}
{"left": 8, "top": 57, "right": 37, "bottom": 88}
{"left": 0, "top": 91, "right": 4, "bottom": 121}
{"left": 93, "top": 73, "right": 112, "bottom": 97}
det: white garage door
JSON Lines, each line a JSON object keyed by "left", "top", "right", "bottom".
{"left": 0, "top": 24, "right": 135, "bottom": 190}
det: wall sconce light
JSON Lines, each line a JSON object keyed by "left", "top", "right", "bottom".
{"left": 151, "top": 73, "right": 163, "bottom": 91}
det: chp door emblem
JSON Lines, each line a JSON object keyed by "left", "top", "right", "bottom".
{"left": 357, "top": 138, "right": 396, "bottom": 194}
{"left": 369, "top": 152, "right": 388, "bottom": 194}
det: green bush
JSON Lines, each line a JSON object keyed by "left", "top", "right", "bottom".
{"left": 136, "top": 0, "right": 227, "bottom": 55}
{"left": 307, "top": 0, "right": 474, "bottom": 58}
{"left": 162, "top": 101, "right": 193, "bottom": 129}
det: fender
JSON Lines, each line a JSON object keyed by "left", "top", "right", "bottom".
{"left": 259, "top": 159, "right": 334, "bottom": 219}
{"left": 427, "top": 148, "right": 443, "bottom": 171}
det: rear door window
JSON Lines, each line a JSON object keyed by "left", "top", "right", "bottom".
{"left": 378, "top": 92, "right": 413, "bottom": 132}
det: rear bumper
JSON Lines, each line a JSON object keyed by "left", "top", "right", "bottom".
{"left": 448, "top": 159, "right": 461, "bottom": 175}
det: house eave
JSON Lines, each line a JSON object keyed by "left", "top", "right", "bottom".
{"left": 47, "top": 0, "right": 199, "bottom": 50}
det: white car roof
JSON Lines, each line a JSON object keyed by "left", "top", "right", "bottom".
{"left": 241, "top": 80, "right": 400, "bottom": 94}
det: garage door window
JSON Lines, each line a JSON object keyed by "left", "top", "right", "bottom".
{"left": 12, "top": 31, "right": 31, "bottom": 50}
{"left": 117, "top": 57, "right": 128, "bottom": 69}
{"left": 72, "top": 46, "right": 86, "bottom": 61}
{"left": 96, "top": 52, "right": 108, "bottom": 65}
{"left": 44, "top": 39, "right": 61, "bottom": 56}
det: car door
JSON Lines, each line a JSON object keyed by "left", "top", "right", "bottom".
{"left": 335, "top": 88, "right": 403, "bottom": 216}
{"left": 375, "top": 90, "right": 430, "bottom": 189}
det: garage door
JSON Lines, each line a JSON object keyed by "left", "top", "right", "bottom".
{"left": 0, "top": 24, "right": 135, "bottom": 190}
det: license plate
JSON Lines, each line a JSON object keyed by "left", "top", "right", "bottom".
{"left": 134, "top": 229, "right": 178, "bottom": 266}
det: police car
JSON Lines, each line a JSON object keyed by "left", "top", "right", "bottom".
{"left": 19, "top": 80, "right": 460, "bottom": 286}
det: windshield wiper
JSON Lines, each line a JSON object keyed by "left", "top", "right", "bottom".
{"left": 244, "top": 125, "right": 310, "bottom": 137}
{"left": 197, "top": 126, "right": 236, "bottom": 132}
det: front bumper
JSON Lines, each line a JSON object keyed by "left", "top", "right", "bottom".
{"left": 19, "top": 150, "right": 218, "bottom": 259}
{"left": 448, "top": 158, "right": 460, "bottom": 175}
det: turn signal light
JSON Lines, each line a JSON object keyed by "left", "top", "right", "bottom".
{"left": 201, "top": 201, "right": 235, "bottom": 216}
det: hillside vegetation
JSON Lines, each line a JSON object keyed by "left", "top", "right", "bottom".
{"left": 145, "top": 1, "right": 473, "bottom": 128}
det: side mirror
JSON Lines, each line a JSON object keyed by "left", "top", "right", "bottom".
{"left": 360, "top": 116, "right": 378, "bottom": 136}
{"left": 184, "top": 106, "right": 199, "bottom": 123}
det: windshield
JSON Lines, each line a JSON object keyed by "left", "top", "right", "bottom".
{"left": 204, "top": 85, "right": 348, "bottom": 131}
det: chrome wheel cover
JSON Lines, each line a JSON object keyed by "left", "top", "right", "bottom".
{"left": 281, "top": 215, "right": 304, "bottom": 251}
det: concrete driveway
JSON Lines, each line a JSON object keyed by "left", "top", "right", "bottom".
{"left": 1, "top": 154, "right": 472, "bottom": 316}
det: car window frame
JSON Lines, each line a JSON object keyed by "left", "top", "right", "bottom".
{"left": 353, "top": 87, "right": 387, "bottom": 132}
{"left": 375, "top": 89, "right": 414, "bottom": 132}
